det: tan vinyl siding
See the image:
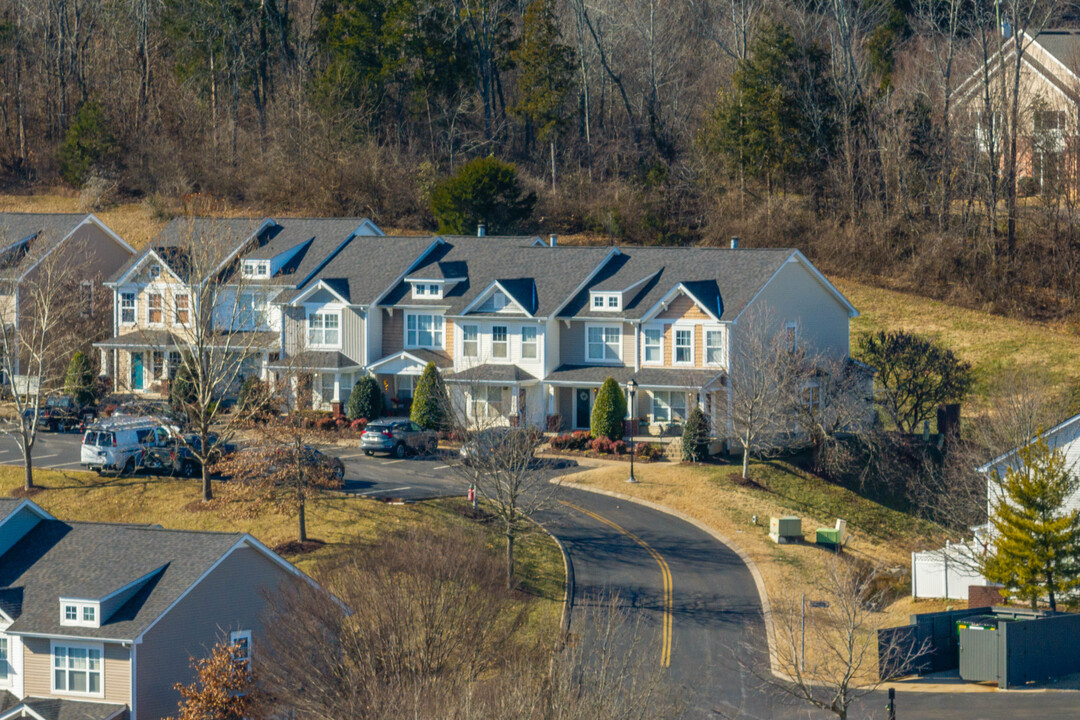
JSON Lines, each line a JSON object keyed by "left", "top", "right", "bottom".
{"left": 382, "top": 309, "right": 403, "bottom": 354}
{"left": 657, "top": 294, "right": 710, "bottom": 320}
{"left": 23, "top": 637, "right": 130, "bottom": 704}
{"left": 136, "top": 546, "right": 292, "bottom": 720}
{"left": 342, "top": 307, "right": 365, "bottom": 365}
{"left": 445, "top": 317, "right": 455, "bottom": 358}
{"left": 622, "top": 323, "right": 634, "bottom": 364}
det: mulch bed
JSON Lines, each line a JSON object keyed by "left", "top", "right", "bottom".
{"left": 543, "top": 449, "right": 668, "bottom": 463}
{"left": 10, "top": 486, "right": 43, "bottom": 498}
{"left": 274, "top": 538, "right": 326, "bottom": 557}
{"left": 727, "top": 472, "right": 764, "bottom": 489}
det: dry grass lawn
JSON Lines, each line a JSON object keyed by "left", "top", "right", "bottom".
{"left": 561, "top": 460, "right": 959, "bottom": 681}
{"left": 0, "top": 465, "right": 563, "bottom": 640}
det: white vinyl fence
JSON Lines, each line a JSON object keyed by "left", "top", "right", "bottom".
{"left": 911, "top": 541, "right": 986, "bottom": 600}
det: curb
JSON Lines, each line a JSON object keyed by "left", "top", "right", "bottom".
{"left": 537, "top": 522, "right": 574, "bottom": 634}
{"left": 558, "top": 480, "right": 783, "bottom": 679}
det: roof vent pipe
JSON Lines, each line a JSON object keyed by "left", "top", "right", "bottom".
{"left": 730, "top": 236, "right": 739, "bottom": 249}
{"left": 550, "top": 234, "right": 558, "bottom": 247}
{"left": 478, "top": 223, "right": 486, "bottom": 237}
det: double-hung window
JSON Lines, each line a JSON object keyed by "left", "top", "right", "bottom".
{"left": 587, "top": 326, "right": 621, "bottom": 362}
{"left": 521, "top": 327, "right": 538, "bottom": 360}
{"left": 673, "top": 328, "right": 692, "bottom": 364}
{"left": 406, "top": 313, "right": 444, "bottom": 349}
{"left": 168, "top": 351, "right": 183, "bottom": 379}
{"left": 643, "top": 327, "right": 663, "bottom": 364}
{"left": 492, "top": 326, "right": 508, "bottom": 359}
{"left": 174, "top": 294, "right": 190, "bottom": 325}
{"left": 308, "top": 312, "right": 340, "bottom": 347}
{"left": 462, "top": 325, "right": 479, "bottom": 358}
{"left": 147, "top": 293, "right": 163, "bottom": 324}
{"left": 230, "top": 630, "right": 252, "bottom": 670}
{"left": 239, "top": 293, "right": 265, "bottom": 329}
{"left": 152, "top": 351, "right": 165, "bottom": 380}
{"left": 53, "top": 644, "right": 102, "bottom": 696}
{"left": 785, "top": 322, "right": 798, "bottom": 351}
{"left": 0, "top": 636, "right": 8, "bottom": 683}
{"left": 471, "top": 386, "right": 503, "bottom": 418}
{"left": 651, "top": 391, "right": 686, "bottom": 424}
{"left": 705, "top": 329, "right": 723, "bottom": 365}
{"left": 120, "top": 292, "right": 136, "bottom": 324}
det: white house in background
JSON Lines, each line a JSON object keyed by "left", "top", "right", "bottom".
{"left": 912, "top": 412, "right": 1080, "bottom": 600}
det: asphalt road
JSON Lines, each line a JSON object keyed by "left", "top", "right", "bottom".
{"left": 5, "top": 431, "right": 1080, "bottom": 718}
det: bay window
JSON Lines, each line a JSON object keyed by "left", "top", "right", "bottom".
{"left": 643, "top": 327, "right": 663, "bottom": 364}
{"left": 308, "top": 311, "right": 340, "bottom": 347}
{"left": 521, "top": 326, "right": 538, "bottom": 360}
{"left": 463, "top": 325, "right": 479, "bottom": 358}
{"left": 406, "top": 313, "right": 444, "bottom": 349}
{"left": 587, "top": 325, "right": 621, "bottom": 362}
{"left": 673, "top": 328, "right": 692, "bottom": 364}
{"left": 651, "top": 391, "right": 686, "bottom": 424}
{"left": 53, "top": 644, "right": 102, "bottom": 696}
{"left": 492, "top": 326, "right": 508, "bottom": 358}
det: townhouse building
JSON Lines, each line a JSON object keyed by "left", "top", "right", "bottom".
{"left": 0, "top": 498, "right": 327, "bottom": 720}
{"left": 265, "top": 234, "right": 860, "bottom": 438}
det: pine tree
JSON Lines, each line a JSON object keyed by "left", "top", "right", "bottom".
{"left": 591, "top": 377, "right": 627, "bottom": 441}
{"left": 512, "top": 0, "right": 576, "bottom": 192}
{"left": 985, "top": 435, "right": 1080, "bottom": 611}
{"left": 169, "top": 361, "right": 198, "bottom": 417}
{"left": 347, "top": 374, "right": 384, "bottom": 420}
{"left": 57, "top": 100, "right": 119, "bottom": 188}
{"left": 430, "top": 156, "right": 536, "bottom": 234}
{"left": 682, "top": 406, "right": 710, "bottom": 462}
{"left": 410, "top": 362, "right": 449, "bottom": 430}
{"left": 64, "top": 351, "right": 96, "bottom": 406}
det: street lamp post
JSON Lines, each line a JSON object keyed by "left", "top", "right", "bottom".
{"left": 626, "top": 379, "right": 638, "bottom": 483}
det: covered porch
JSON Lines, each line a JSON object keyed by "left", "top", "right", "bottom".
{"left": 445, "top": 364, "right": 543, "bottom": 428}
{"left": 368, "top": 349, "right": 452, "bottom": 417}
{"left": 268, "top": 350, "right": 363, "bottom": 412}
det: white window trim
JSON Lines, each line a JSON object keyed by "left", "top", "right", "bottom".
{"left": 230, "top": 629, "right": 252, "bottom": 667}
{"left": 585, "top": 323, "right": 623, "bottom": 364}
{"left": 404, "top": 312, "right": 445, "bottom": 350}
{"left": 119, "top": 292, "right": 136, "bottom": 326}
{"left": 173, "top": 293, "right": 191, "bottom": 326}
{"left": 491, "top": 325, "right": 510, "bottom": 362}
{"left": 651, "top": 390, "right": 687, "bottom": 424}
{"left": 589, "top": 292, "right": 621, "bottom": 311}
{"left": 412, "top": 282, "right": 443, "bottom": 299}
{"left": 672, "top": 325, "right": 695, "bottom": 366}
{"left": 521, "top": 326, "right": 538, "bottom": 360}
{"left": 462, "top": 324, "right": 479, "bottom": 359}
{"left": 642, "top": 326, "right": 664, "bottom": 365}
{"left": 785, "top": 321, "right": 799, "bottom": 350}
{"left": 0, "top": 632, "right": 10, "bottom": 688}
{"left": 50, "top": 639, "right": 105, "bottom": 698}
{"left": 59, "top": 600, "right": 101, "bottom": 629}
{"left": 704, "top": 327, "right": 725, "bottom": 366}
{"left": 148, "top": 264, "right": 161, "bottom": 280}
{"left": 242, "top": 260, "right": 270, "bottom": 278}
{"left": 307, "top": 309, "right": 343, "bottom": 350}
{"left": 146, "top": 291, "right": 165, "bottom": 327}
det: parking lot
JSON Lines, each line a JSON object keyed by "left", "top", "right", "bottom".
{"left": 0, "top": 428, "right": 573, "bottom": 502}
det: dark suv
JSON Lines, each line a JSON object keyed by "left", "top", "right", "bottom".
{"left": 360, "top": 418, "right": 438, "bottom": 458}
{"left": 23, "top": 395, "right": 95, "bottom": 432}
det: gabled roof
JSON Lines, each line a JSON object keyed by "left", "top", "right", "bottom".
{"left": 231, "top": 217, "right": 383, "bottom": 287}
{"left": 379, "top": 237, "right": 613, "bottom": 317}
{"left": 0, "top": 697, "right": 126, "bottom": 720}
{"left": 956, "top": 29, "right": 1080, "bottom": 106}
{"left": 560, "top": 246, "right": 796, "bottom": 321}
{"left": 977, "top": 412, "right": 1080, "bottom": 476}
{"left": 0, "top": 213, "right": 132, "bottom": 281}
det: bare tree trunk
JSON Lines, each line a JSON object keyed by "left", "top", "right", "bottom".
{"left": 505, "top": 529, "right": 514, "bottom": 590}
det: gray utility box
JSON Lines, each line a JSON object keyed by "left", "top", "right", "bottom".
{"left": 769, "top": 516, "right": 802, "bottom": 544}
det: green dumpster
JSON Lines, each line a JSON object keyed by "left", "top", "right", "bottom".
{"left": 816, "top": 528, "right": 842, "bottom": 549}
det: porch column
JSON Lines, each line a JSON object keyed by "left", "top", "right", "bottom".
{"left": 98, "top": 348, "right": 108, "bottom": 376}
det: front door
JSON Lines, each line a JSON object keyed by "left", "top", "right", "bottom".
{"left": 575, "top": 388, "right": 591, "bottom": 429}
{"left": 131, "top": 353, "right": 144, "bottom": 390}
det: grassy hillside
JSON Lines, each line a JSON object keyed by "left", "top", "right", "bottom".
{"left": 838, "top": 278, "right": 1080, "bottom": 409}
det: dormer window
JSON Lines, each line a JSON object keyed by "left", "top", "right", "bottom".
{"left": 242, "top": 260, "right": 270, "bottom": 279}
{"left": 148, "top": 264, "right": 161, "bottom": 280}
{"left": 412, "top": 282, "right": 442, "bottom": 299}
{"left": 60, "top": 599, "right": 101, "bottom": 628}
{"left": 590, "top": 292, "right": 621, "bottom": 311}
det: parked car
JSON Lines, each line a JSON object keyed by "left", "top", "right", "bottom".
{"left": 22, "top": 395, "right": 95, "bottom": 432}
{"left": 360, "top": 418, "right": 438, "bottom": 458}
{"left": 141, "top": 432, "right": 237, "bottom": 477}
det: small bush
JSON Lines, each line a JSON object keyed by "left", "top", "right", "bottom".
{"left": 682, "top": 406, "right": 710, "bottom": 462}
{"left": 411, "top": 362, "right": 450, "bottom": 430}
{"left": 591, "top": 377, "right": 628, "bottom": 441}
{"left": 635, "top": 442, "right": 665, "bottom": 461}
{"left": 551, "top": 431, "right": 591, "bottom": 451}
{"left": 347, "top": 375, "right": 384, "bottom": 421}
{"left": 64, "top": 351, "right": 96, "bottom": 406}
{"left": 350, "top": 418, "right": 368, "bottom": 432}
{"left": 316, "top": 417, "right": 337, "bottom": 431}
{"left": 335, "top": 416, "right": 349, "bottom": 430}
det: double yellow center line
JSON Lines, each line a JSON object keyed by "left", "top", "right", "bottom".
{"left": 560, "top": 500, "right": 673, "bottom": 667}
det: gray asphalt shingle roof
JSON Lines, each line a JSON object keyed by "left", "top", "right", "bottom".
{"left": 280, "top": 235, "right": 440, "bottom": 306}
{"left": 380, "top": 238, "right": 613, "bottom": 317}
{"left": 545, "top": 365, "right": 723, "bottom": 388}
{"left": 267, "top": 350, "right": 362, "bottom": 370}
{"left": 1034, "top": 29, "right": 1080, "bottom": 69}
{"left": 109, "top": 217, "right": 267, "bottom": 283}
{"left": 446, "top": 364, "right": 538, "bottom": 383}
{"left": 235, "top": 217, "right": 381, "bottom": 287}
{"left": 7, "top": 697, "right": 127, "bottom": 720}
{"left": 560, "top": 247, "right": 795, "bottom": 321}
{"left": 0, "top": 213, "right": 90, "bottom": 279}
{"left": 0, "top": 520, "right": 244, "bottom": 640}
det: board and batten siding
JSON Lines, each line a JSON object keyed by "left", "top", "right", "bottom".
{"left": 342, "top": 306, "right": 365, "bottom": 365}
{"left": 559, "top": 321, "right": 632, "bottom": 367}
{"left": 282, "top": 305, "right": 305, "bottom": 356}
{"left": 136, "top": 545, "right": 292, "bottom": 720}
{"left": 382, "top": 309, "right": 404, "bottom": 355}
{"left": 749, "top": 259, "right": 851, "bottom": 358}
{"left": 22, "top": 637, "right": 130, "bottom": 704}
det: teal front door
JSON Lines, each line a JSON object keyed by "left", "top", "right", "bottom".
{"left": 131, "top": 352, "right": 144, "bottom": 390}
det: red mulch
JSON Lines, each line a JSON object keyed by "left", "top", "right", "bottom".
{"left": 10, "top": 486, "right": 43, "bottom": 498}
{"left": 274, "top": 539, "right": 326, "bottom": 557}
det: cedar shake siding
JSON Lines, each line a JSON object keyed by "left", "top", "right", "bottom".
{"left": 135, "top": 546, "right": 293, "bottom": 720}
{"left": 22, "top": 637, "right": 130, "bottom": 704}
{"left": 656, "top": 294, "right": 710, "bottom": 321}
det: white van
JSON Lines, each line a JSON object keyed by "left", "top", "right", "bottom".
{"left": 80, "top": 417, "right": 178, "bottom": 475}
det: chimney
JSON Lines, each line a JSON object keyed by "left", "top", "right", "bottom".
{"left": 549, "top": 234, "right": 558, "bottom": 247}
{"left": 730, "top": 236, "right": 739, "bottom": 249}
{"left": 477, "top": 223, "right": 486, "bottom": 237}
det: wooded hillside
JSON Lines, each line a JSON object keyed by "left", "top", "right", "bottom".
{"left": 3, "top": 0, "right": 1080, "bottom": 321}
